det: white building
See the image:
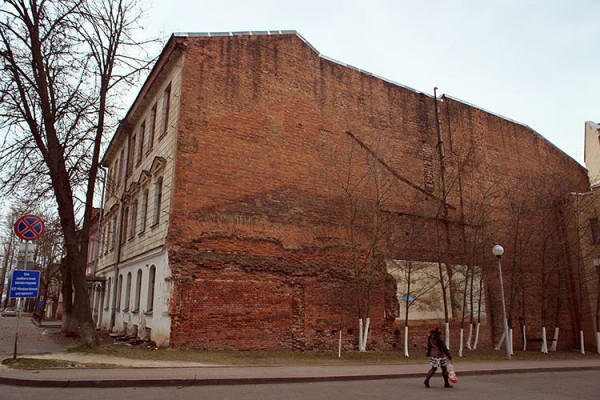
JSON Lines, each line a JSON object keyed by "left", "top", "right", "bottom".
{"left": 92, "top": 39, "right": 183, "bottom": 346}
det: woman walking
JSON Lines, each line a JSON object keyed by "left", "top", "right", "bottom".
{"left": 424, "top": 326, "right": 454, "bottom": 388}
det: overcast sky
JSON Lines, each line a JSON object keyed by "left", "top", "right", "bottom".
{"left": 143, "top": 0, "right": 598, "bottom": 166}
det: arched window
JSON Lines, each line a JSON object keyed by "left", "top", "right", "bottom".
{"left": 124, "top": 272, "right": 132, "bottom": 311}
{"left": 134, "top": 269, "right": 142, "bottom": 312}
{"left": 116, "top": 274, "right": 123, "bottom": 311}
{"left": 153, "top": 177, "right": 163, "bottom": 226}
{"left": 147, "top": 265, "right": 156, "bottom": 313}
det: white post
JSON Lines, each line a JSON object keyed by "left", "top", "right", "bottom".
{"left": 522, "top": 325, "right": 527, "bottom": 351}
{"left": 338, "top": 330, "right": 342, "bottom": 358}
{"left": 509, "top": 328, "right": 514, "bottom": 355}
{"left": 580, "top": 330, "right": 585, "bottom": 355}
{"left": 445, "top": 322, "right": 450, "bottom": 350}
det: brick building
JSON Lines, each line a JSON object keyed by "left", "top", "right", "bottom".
{"left": 93, "top": 31, "right": 592, "bottom": 351}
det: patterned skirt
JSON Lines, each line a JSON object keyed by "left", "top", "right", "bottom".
{"left": 428, "top": 356, "right": 448, "bottom": 368}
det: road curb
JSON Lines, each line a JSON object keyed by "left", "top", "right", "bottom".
{"left": 1, "top": 365, "right": 598, "bottom": 388}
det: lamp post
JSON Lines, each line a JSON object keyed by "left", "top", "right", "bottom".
{"left": 492, "top": 244, "right": 511, "bottom": 360}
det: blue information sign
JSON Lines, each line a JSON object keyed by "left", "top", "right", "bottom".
{"left": 9, "top": 270, "right": 40, "bottom": 298}
{"left": 402, "top": 294, "right": 417, "bottom": 304}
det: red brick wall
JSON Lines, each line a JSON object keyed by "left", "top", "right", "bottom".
{"left": 166, "top": 34, "right": 589, "bottom": 350}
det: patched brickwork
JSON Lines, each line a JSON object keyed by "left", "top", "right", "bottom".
{"left": 158, "top": 33, "right": 590, "bottom": 351}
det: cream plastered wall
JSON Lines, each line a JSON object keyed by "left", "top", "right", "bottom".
{"left": 585, "top": 121, "right": 600, "bottom": 186}
{"left": 96, "top": 50, "right": 183, "bottom": 346}
{"left": 387, "top": 260, "right": 485, "bottom": 321}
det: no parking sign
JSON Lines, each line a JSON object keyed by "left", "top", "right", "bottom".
{"left": 14, "top": 214, "right": 45, "bottom": 241}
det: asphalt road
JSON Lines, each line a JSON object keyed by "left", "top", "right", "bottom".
{"left": 0, "top": 371, "right": 598, "bottom": 400}
{"left": 0, "top": 315, "right": 65, "bottom": 357}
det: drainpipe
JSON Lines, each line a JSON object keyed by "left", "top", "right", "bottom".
{"left": 433, "top": 87, "right": 451, "bottom": 243}
{"left": 94, "top": 166, "right": 107, "bottom": 275}
{"left": 94, "top": 166, "right": 107, "bottom": 328}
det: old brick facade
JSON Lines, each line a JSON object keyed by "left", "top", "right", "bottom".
{"left": 98, "top": 31, "right": 592, "bottom": 351}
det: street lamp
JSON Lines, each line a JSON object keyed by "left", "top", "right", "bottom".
{"left": 492, "top": 244, "right": 511, "bottom": 360}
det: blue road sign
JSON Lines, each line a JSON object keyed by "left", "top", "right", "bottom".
{"left": 9, "top": 270, "right": 40, "bottom": 298}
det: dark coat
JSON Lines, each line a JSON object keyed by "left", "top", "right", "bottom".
{"left": 427, "top": 333, "right": 452, "bottom": 360}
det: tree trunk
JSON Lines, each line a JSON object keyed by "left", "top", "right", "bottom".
{"left": 473, "top": 322, "right": 480, "bottom": 350}
{"left": 550, "top": 327, "right": 559, "bottom": 351}
{"left": 541, "top": 326, "right": 548, "bottom": 353}
{"left": 61, "top": 263, "right": 73, "bottom": 334}
{"left": 495, "top": 331, "right": 505, "bottom": 351}
{"left": 404, "top": 326, "right": 409, "bottom": 358}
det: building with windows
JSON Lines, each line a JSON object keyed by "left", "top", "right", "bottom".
{"left": 94, "top": 31, "right": 592, "bottom": 351}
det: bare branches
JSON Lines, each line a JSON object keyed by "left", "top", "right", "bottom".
{"left": 0, "top": 0, "right": 156, "bottom": 345}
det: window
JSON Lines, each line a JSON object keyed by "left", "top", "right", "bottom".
{"left": 137, "top": 122, "right": 145, "bottom": 165}
{"left": 102, "top": 225, "right": 107, "bottom": 255}
{"left": 105, "top": 220, "right": 111, "bottom": 254}
{"left": 124, "top": 272, "right": 132, "bottom": 311}
{"left": 153, "top": 177, "right": 163, "bottom": 226}
{"left": 591, "top": 218, "right": 600, "bottom": 244}
{"left": 117, "top": 150, "right": 125, "bottom": 187}
{"left": 107, "top": 165, "right": 114, "bottom": 197}
{"left": 121, "top": 206, "right": 129, "bottom": 244}
{"left": 147, "top": 104, "right": 157, "bottom": 152}
{"left": 129, "top": 200, "right": 138, "bottom": 240}
{"left": 105, "top": 277, "right": 112, "bottom": 310}
{"left": 160, "top": 83, "right": 171, "bottom": 139}
{"left": 127, "top": 133, "right": 136, "bottom": 175}
{"left": 134, "top": 269, "right": 142, "bottom": 312}
{"left": 147, "top": 265, "right": 156, "bottom": 313}
{"left": 111, "top": 215, "right": 117, "bottom": 250}
{"left": 140, "top": 189, "right": 149, "bottom": 233}
{"left": 116, "top": 274, "right": 123, "bottom": 311}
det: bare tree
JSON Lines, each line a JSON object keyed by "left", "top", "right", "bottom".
{"left": 0, "top": 0, "right": 156, "bottom": 345}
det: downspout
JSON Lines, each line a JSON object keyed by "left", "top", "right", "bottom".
{"left": 433, "top": 87, "right": 451, "bottom": 241}
{"left": 434, "top": 87, "right": 452, "bottom": 344}
{"left": 95, "top": 166, "right": 107, "bottom": 328}
{"left": 109, "top": 134, "right": 131, "bottom": 331}
{"left": 94, "top": 166, "right": 107, "bottom": 275}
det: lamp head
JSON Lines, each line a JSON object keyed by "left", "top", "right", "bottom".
{"left": 492, "top": 244, "right": 504, "bottom": 258}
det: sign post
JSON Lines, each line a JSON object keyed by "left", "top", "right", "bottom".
{"left": 12, "top": 214, "right": 44, "bottom": 359}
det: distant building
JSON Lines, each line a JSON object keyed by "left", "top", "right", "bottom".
{"left": 585, "top": 121, "right": 600, "bottom": 185}
{"left": 94, "top": 31, "right": 591, "bottom": 350}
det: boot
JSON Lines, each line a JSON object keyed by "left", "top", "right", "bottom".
{"left": 424, "top": 367, "right": 436, "bottom": 388}
{"left": 442, "top": 367, "right": 453, "bottom": 388}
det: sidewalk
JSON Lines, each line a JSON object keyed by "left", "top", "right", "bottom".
{"left": 1, "top": 319, "right": 599, "bottom": 388}
{"left": 1, "top": 357, "right": 599, "bottom": 388}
